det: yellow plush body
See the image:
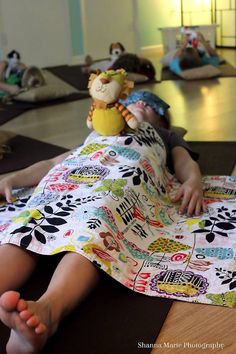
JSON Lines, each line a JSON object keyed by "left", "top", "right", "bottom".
{"left": 87, "top": 69, "right": 138, "bottom": 136}
{"left": 92, "top": 107, "right": 125, "bottom": 136}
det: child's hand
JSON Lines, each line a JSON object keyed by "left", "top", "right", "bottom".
{"left": 197, "top": 32, "right": 206, "bottom": 43}
{"left": 0, "top": 177, "right": 13, "bottom": 203}
{"left": 171, "top": 177, "right": 207, "bottom": 216}
{"left": 180, "top": 38, "right": 189, "bottom": 50}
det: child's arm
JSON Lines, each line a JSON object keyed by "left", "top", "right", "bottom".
{"left": 173, "top": 38, "right": 188, "bottom": 58}
{"left": 0, "top": 151, "right": 70, "bottom": 203}
{"left": 115, "top": 102, "right": 138, "bottom": 129}
{"left": 197, "top": 32, "right": 218, "bottom": 57}
{"left": 171, "top": 146, "right": 206, "bottom": 216}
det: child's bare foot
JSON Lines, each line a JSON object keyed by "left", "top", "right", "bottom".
{"left": 0, "top": 291, "right": 56, "bottom": 354}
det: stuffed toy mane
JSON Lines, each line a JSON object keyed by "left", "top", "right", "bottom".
{"left": 87, "top": 69, "right": 139, "bottom": 136}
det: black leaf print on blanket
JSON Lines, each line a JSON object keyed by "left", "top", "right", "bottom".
{"left": 0, "top": 196, "right": 30, "bottom": 213}
{"left": 44, "top": 206, "right": 54, "bottom": 214}
{"left": 74, "top": 196, "right": 102, "bottom": 205}
{"left": 215, "top": 268, "right": 236, "bottom": 290}
{"left": 20, "top": 235, "right": 32, "bottom": 248}
{"left": 45, "top": 217, "right": 67, "bottom": 226}
{"left": 124, "top": 126, "right": 163, "bottom": 147}
{"left": 192, "top": 207, "right": 236, "bottom": 243}
{"left": 54, "top": 211, "right": 71, "bottom": 217}
{"left": 40, "top": 225, "right": 59, "bottom": 233}
{"left": 34, "top": 229, "right": 46, "bottom": 244}
{"left": 59, "top": 194, "right": 102, "bottom": 208}
{"left": 119, "top": 166, "right": 148, "bottom": 186}
{"left": 10, "top": 202, "right": 69, "bottom": 249}
{"left": 11, "top": 226, "right": 32, "bottom": 234}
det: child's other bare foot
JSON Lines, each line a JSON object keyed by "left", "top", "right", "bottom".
{"left": 0, "top": 291, "right": 55, "bottom": 354}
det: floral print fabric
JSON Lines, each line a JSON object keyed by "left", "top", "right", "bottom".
{"left": 0, "top": 122, "right": 235, "bottom": 307}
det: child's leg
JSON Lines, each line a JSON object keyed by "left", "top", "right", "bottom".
{"left": 39, "top": 252, "right": 101, "bottom": 318}
{"left": 0, "top": 244, "right": 39, "bottom": 294}
{"left": 0, "top": 252, "right": 100, "bottom": 354}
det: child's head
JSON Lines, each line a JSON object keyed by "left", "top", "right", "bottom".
{"left": 120, "top": 90, "right": 170, "bottom": 129}
{"left": 179, "top": 47, "right": 201, "bottom": 70}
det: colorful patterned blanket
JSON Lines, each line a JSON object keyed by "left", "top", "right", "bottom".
{"left": 0, "top": 123, "right": 235, "bottom": 307}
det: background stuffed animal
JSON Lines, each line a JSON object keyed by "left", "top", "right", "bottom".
{"left": 109, "top": 42, "right": 125, "bottom": 63}
{"left": 87, "top": 69, "right": 139, "bottom": 136}
{"left": 4, "top": 50, "right": 21, "bottom": 80}
{"left": 180, "top": 27, "right": 199, "bottom": 48}
{"left": 85, "top": 42, "right": 125, "bottom": 73}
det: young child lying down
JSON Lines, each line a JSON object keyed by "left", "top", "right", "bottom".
{"left": 0, "top": 90, "right": 235, "bottom": 354}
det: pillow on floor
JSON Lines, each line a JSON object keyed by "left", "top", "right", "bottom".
{"left": 178, "top": 65, "right": 221, "bottom": 80}
{"left": 14, "top": 70, "right": 79, "bottom": 102}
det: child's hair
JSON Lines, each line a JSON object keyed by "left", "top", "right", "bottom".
{"left": 179, "top": 47, "right": 201, "bottom": 70}
{"left": 120, "top": 90, "right": 170, "bottom": 129}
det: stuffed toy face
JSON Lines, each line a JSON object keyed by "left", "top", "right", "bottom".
{"left": 89, "top": 70, "right": 127, "bottom": 104}
{"left": 109, "top": 42, "right": 125, "bottom": 61}
{"left": 7, "top": 50, "right": 21, "bottom": 68}
{"left": 180, "top": 27, "right": 198, "bottom": 48}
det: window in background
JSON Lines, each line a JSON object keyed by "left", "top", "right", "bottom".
{"left": 214, "top": 0, "right": 236, "bottom": 47}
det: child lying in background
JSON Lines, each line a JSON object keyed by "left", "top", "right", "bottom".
{"left": 169, "top": 32, "right": 220, "bottom": 75}
{"left": 0, "top": 50, "right": 45, "bottom": 100}
{"left": 0, "top": 50, "right": 27, "bottom": 96}
{"left": 161, "top": 32, "right": 220, "bottom": 75}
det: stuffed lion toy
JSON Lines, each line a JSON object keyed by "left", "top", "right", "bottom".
{"left": 87, "top": 69, "right": 139, "bottom": 136}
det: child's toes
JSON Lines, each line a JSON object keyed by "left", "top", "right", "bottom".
{"left": 35, "top": 322, "right": 47, "bottom": 334}
{"left": 19, "top": 309, "right": 33, "bottom": 321}
{"left": 17, "top": 298, "right": 27, "bottom": 312}
{"left": 26, "top": 314, "right": 41, "bottom": 328}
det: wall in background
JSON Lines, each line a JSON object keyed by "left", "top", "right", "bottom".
{"left": 68, "top": 0, "right": 84, "bottom": 57}
{"left": 0, "top": 0, "right": 73, "bottom": 66}
{"left": 181, "top": 0, "right": 212, "bottom": 25}
{"left": 81, "top": 0, "right": 136, "bottom": 59}
{"left": 214, "top": 0, "right": 236, "bottom": 47}
{"left": 0, "top": 0, "right": 5, "bottom": 60}
{"left": 137, "top": 0, "right": 181, "bottom": 48}
{"left": 0, "top": 0, "right": 136, "bottom": 64}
